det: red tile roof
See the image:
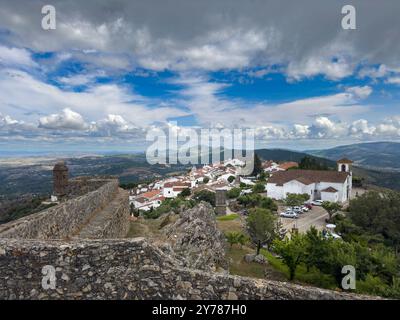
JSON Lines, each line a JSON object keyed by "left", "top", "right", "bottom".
{"left": 268, "top": 170, "right": 349, "bottom": 186}
{"left": 142, "top": 190, "right": 161, "bottom": 199}
{"left": 278, "top": 162, "right": 299, "bottom": 170}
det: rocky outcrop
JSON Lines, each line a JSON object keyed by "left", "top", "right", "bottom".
{"left": 163, "top": 202, "right": 228, "bottom": 272}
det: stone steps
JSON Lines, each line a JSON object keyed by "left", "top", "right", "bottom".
{"left": 73, "top": 189, "right": 128, "bottom": 239}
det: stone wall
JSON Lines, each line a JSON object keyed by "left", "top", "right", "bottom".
{"left": 0, "top": 238, "right": 374, "bottom": 300}
{"left": 66, "top": 176, "right": 117, "bottom": 198}
{"left": 0, "top": 179, "right": 119, "bottom": 240}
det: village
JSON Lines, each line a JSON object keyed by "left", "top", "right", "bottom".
{"left": 128, "top": 156, "right": 357, "bottom": 237}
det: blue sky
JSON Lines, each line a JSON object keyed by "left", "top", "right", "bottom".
{"left": 0, "top": 0, "right": 400, "bottom": 155}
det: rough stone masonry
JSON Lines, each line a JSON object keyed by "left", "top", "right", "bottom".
{"left": 0, "top": 177, "right": 377, "bottom": 300}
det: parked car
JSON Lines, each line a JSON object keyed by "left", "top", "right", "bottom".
{"left": 293, "top": 209, "right": 303, "bottom": 215}
{"left": 301, "top": 205, "right": 310, "bottom": 212}
{"left": 303, "top": 203, "right": 313, "bottom": 210}
{"left": 311, "top": 200, "right": 323, "bottom": 206}
{"left": 279, "top": 211, "right": 298, "bottom": 219}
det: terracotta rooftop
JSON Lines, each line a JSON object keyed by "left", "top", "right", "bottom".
{"left": 278, "top": 161, "right": 299, "bottom": 171}
{"left": 268, "top": 169, "right": 349, "bottom": 186}
{"left": 337, "top": 158, "right": 353, "bottom": 164}
{"left": 141, "top": 189, "right": 161, "bottom": 199}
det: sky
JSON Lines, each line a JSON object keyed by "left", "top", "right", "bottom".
{"left": 0, "top": 0, "right": 400, "bottom": 155}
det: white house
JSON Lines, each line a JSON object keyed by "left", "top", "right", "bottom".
{"left": 130, "top": 189, "right": 165, "bottom": 211}
{"left": 266, "top": 159, "right": 353, "bottom": 203}
{"left": 162, "top": 182, "right": 191, "bottom": 198}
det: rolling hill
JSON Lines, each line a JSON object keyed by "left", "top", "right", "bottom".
{"left": 307, "top": 141, "right": 400, "bottom": 171}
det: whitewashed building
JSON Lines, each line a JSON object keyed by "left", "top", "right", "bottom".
{"left": 266, "top": 159, "right": 353, "bottom": 203}
{"left": 162, "top": 182, "right": 191, "bottom": 198}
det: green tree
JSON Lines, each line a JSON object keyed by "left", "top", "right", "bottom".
{"left": 179, "top": 187, "right": 191, "bottom": 198}
{"left": 299, "top": 156, "right": 329, "bottom": 170}
{"left": 274, "top": 233, "right": 306, "bottom": 280}
{"left": 285, "top": 193, "right": 310, "bottom": 207}
{"left": 252, "top": 182, "right": 266, "bottom": 193}
{"left": 322, "top": 201, "right": 342, "bottom": 222}
{"left": 194, "top": 190, "right": 216, "bottom": 206}
{"left": 348, "top": 191, "right": 400, "bottom": 250}
{"left": 239, "top": 182, "right": 247, "bottom": 189}
{"left": 320, "top": 240, "right": 357, "bottom": 286}
{"left": 304, "top": 227, "right": 330, "bottom": 272}
{"left": 237, "top": 233, "right": 248, "bottom": 248}
{"left": 227, "top": 187, "right": 241, "bottom": 199}
{"left": 203, "top": 177, "right": 210, "bottom": 184}
{"left": 246, "top": 208, "right": 278, "bottom": 254}
{"left": 227, "top": 175, "right": 235, "bottom": 183}
{"left": 259, "top": 196, "right": 278, "bottom": 212}
{"left": 258, "top": 171, "right": 269, "bottom": 181}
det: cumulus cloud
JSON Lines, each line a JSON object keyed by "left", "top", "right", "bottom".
{"left": 0, "top": 69, "right": 188, "bottom": 126}
{"left": 345, "top": 86, "right": 373, "bottom": 99}
{"left": 39, "top": 108, "right": 88, "bottom": 130}
{"left": 287, "top": 56, "right": 354, "bottom": 81}
{"left": 89, "top": 114, "right": 145, "bottom": 137}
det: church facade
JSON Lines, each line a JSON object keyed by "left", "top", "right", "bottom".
{"left": 266, "top": 159, "right": 353, "bottom": 203}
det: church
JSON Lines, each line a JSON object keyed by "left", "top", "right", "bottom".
{"left": 266, "top": 159, "right": 353, "bottom": 203}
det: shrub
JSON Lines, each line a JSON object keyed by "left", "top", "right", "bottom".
{"left": 227, "top": 187, "right": 241, "bottom": 199}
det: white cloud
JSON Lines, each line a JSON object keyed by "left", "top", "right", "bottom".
{"left": 39, "top": 108, "right": 88, "bottom": 130}
{"left": 0, "top": 69, "right": 188, "bottom": 126}
{"left": 0, "top": 45, "right": 36, "bottom": 68}
{"left": 89, "top": 114, "right": 143, "bottom": 137}
{"left": 172, "top": 75, "right": 372, "bottom": 129}
{"left": 358, "top": 64, "right": 389, "bottom": 79}
{"left": 349, "top": 119, "right": 376, "bottom": 137}
{"left": 287, "top": 56, "right": 353, "bottom": 81}
{"left": 345, "top": 86, "right": 373, "bottom": 99}
{"left": 57, "top": 71, "right": 105, "bottom": 86}
{"left": 386, "top": 77, "right": 400, "bottom": 85}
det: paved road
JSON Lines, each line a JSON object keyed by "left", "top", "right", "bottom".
{"left": 279, "top": 206, "right": 328, "bottom": 234}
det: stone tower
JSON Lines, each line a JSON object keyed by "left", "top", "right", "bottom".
{"left": 53, "top": 161, "right": 69, "bottom": 197}
{"left": 215, "top": 188, "right": 227, "bottom": 215}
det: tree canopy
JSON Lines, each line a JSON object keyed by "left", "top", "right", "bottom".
{"left": 246, "top": 208, "right": 279, "bottom": 254}
{"left": 347, "top": 190, "right": 400, "bottom": 250}
{"left": 285, "top": 193, "right": 310, "bottom": 207}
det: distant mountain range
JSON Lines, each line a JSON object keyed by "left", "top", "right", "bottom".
{"left": 255, "top": 148, "right": 336, "bottom": 167}
{"left": 1, "top": 142, "right": 400, "bottom": 199}
{"left": 307, "top": 141, "right": 400, "bottom": 171}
